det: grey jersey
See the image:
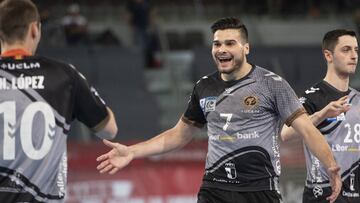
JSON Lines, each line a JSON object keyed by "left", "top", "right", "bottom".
{"left": 0, "top": 54, "right": 108, "bottom": 202}
{"left": 183, "top": 65, "right": 304, "bottom": 192}
{"left": 301, "top": 81, "right": 360, "bottom": 199}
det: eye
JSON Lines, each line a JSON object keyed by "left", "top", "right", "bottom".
{"left": 225, "top": 41, "right": 235, "bottom": 46}
{"left": 213, "top": 42, "right": 221, "bottom": 47}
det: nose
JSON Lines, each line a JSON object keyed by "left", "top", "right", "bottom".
{"left": 217, "top": 44, "right": 227, "bottom": 53}
{"left": 351, "top": 49, "right": 358, "bottom": 59}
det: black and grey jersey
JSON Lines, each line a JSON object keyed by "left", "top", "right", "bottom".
{"left": 182, "top": 65, "right": 305, "bottom": 192}
{"left": 0, "top": 55, "right": 108, "bottom": 202}
{"left": 300, "top": 81, "right": 360, "bottom": 199}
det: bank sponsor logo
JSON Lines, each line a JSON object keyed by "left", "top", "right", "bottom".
{"left": 209, "top": 131, "right": 259, "bottom": 141}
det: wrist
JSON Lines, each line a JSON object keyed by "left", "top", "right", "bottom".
{"left": 312, "top": 111, "right": 324, "bottom": 125}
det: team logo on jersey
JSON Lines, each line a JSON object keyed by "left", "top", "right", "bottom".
{"left": 265, "top": 72, "right": 282, "bottom": 81}
{"left": 313, "top": 185, "right": 323, "bottom": 198}
{"left": 199, "top": 97, "right": 217, "bottom": 113}
{"left": 350, "top": 173, "right": 356, "bottom": 191}
{"left": 243, "top": 96, "right": 258, "bottom": 108}
{"left": 305, "top": 87, "right": 320, "bottom": 94}
{"left": 224, "top": 162, "right": 237, "bottom": 179}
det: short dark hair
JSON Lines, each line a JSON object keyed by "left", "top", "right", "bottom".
{"left": 0, "top": 0, "right": 40, "bottom": 44}
{"left": 322, "top": 29, "right": 357, "bottom": 52}
{"left": 211, "top": 17, "right": 248, "bottom": 43}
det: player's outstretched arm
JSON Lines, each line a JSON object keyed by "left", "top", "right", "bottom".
{"left": 94, "top": 107, "right": 118, "bottom": 140}
{"left": 291, "top": 114, "right": 342, "bottom": 203}
{"left": 96, "top": 118, "right": 198, "bottom": 174}
{"left": 281, "top": 96, "right": 350, "bottom": 141}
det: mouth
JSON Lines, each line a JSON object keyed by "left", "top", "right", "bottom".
{"left": 217, "top": 56, "right": 233, "bottom": 64}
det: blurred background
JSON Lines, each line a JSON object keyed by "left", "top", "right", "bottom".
{"left": 30, "top": 0, "right": 360, "bottom": 202}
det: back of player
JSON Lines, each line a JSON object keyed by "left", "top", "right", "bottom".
{"left": 0, "top": 54, "right": 110, "bottom": 202}
{"left": 0, "top": 0, "right": 117, "bottom": 202}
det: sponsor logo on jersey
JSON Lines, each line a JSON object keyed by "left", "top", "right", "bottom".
{"left": 240, "top": 95, "right": 260, "bottom": 114}
{"left": 326, "top": 113, "right": 346, "bottom": 122}
{"left": 244, "top": 96, "right": 257, "bottom": 107}
{"left": 209, "top": 131, "right": 259, "bottom": 141}
{"left": 312, "top": 185, "right": 323, "bottom": 198}
{"left": 0, "top": 62, "right": 40, "bottom": 70}
{"left": 199, "top": 97, "right": 217, "bottom": 113}
{"left": 224, "top": 162, "right": 237, "bottom": 179}
{"left": 331, "top": 144, "right": 360, "bottom": 152}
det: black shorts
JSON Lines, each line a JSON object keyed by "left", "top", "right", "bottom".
{"left": 303, "top": 186, "right": 359, "bottom": 203}
{"left": 197, "top": 187, "right": 282, "bottom": 203}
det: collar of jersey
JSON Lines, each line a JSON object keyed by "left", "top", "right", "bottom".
{"left": 1, "top": 49, "right": 32, "bottom": 59}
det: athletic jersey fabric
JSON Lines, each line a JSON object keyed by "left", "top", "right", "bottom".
{"left": 300, "top": 80, "right": 360, "bottom": 200}
{"left": 0, "top": 50, "right": 108, "bottom": 202}
{"left": 182, "top": 65, "right": 305, "bottom": 192}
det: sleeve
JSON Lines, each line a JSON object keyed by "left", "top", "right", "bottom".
{"left": 299, "top": 93, "right": 317, "bottom": 115}
{"left": 72, "top": 68, "right": 108, "bottom": 130}
{"left": 271, "top": 78, "right": 306, "bottom": 126}
{"left": 181, "top": 85, "right": 206, "bottom": 128}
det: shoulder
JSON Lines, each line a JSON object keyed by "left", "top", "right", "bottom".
{"left": 299, "top": 82, "right": 323, "bottom": 104}
{"left": 252, "top": 66, "right": 283, "bottom": 82}
{"left": 349, "top": 87, "right": 360, "bottom": 95}
{"left": 194, "top": 71, "right": 218, "bottom": 88}
{"left": 36, "top": 55, "right": 82, "bottom": 78}
{"left": 301, "top": 82, "right": 323, "bottom": 98}
{"left": 251, "top": 66, "right": 288, "bottom": 90}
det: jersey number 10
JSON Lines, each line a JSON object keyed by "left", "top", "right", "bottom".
{"left": 0, "top": 101, "right": 56, "bottom": 160}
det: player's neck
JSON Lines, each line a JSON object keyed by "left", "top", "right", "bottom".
{"left": 323, "top": 71, "right": 349, "bottom": 92}
{"left": 1, "top": 42, "right": 34, "bottom": 56}
{"left": 221, "top": 62, "right": 252, "bottom": 81}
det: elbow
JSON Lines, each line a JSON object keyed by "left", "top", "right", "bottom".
{"left": 280, "top": 135, "right": 287, "bottom": 142}
{"left": 96, "top": 124, "right": 118, "bottom": 140}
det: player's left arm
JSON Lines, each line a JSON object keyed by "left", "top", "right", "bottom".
{"left": 291, "top": 114, "right": 342, "bottom": 203}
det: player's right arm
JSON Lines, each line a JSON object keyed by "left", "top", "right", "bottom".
{"left": 281, "top": 95, "right": 350, "bottom": 141}
{"left": 291, "top": 114, "right": 342, "bottom": 203}
{"left": 93, "top": 107, "right": 118, "bottom": 140}
{"left": 96, "top": 118, "right": 199, "bottom": 174}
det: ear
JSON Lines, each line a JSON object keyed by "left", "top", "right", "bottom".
{"left": 29, "top": 22, "right": 40, "bottom": 40}
{"left": 244, "top": 43, "right": 250, "bottom": 55}
{"left": 323, "top": 49, "right": 333, "bottom": 63}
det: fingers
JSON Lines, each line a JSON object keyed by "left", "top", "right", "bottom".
{"left": 96, "top": 153, "right": 109, "bottom": 162}
{"left": 326, "top": 180, "right": 341, "bottom": 203}
{"left": 96, "top": 159, "right": 110, "bottom": 170}
{"left": 99, "top": 164, "right": 115, "bottom": 174}
{"left": 103, "top": 139, "right": 118, "bottom": 148}
{"left": 326, "top": 166, "right": 342, "bottom": 203}
{"left": 109, "top": 167, "right": 120, "bottom": 175}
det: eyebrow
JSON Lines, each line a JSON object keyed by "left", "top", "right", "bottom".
{"left": 212, "top": 39, "right": 237, "bottom": 43}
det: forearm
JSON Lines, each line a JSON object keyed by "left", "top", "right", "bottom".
{"left": 292, "top": 114, "right": 338, "bottom": 169}
{"left": 282, "top": 112, "right": 325, "bottom": 141}
{"left": 302, "top": 129, "right": 337, "bottom": 169}
{"left": 129, "top": 121, "right": 194, "bottom": 159}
